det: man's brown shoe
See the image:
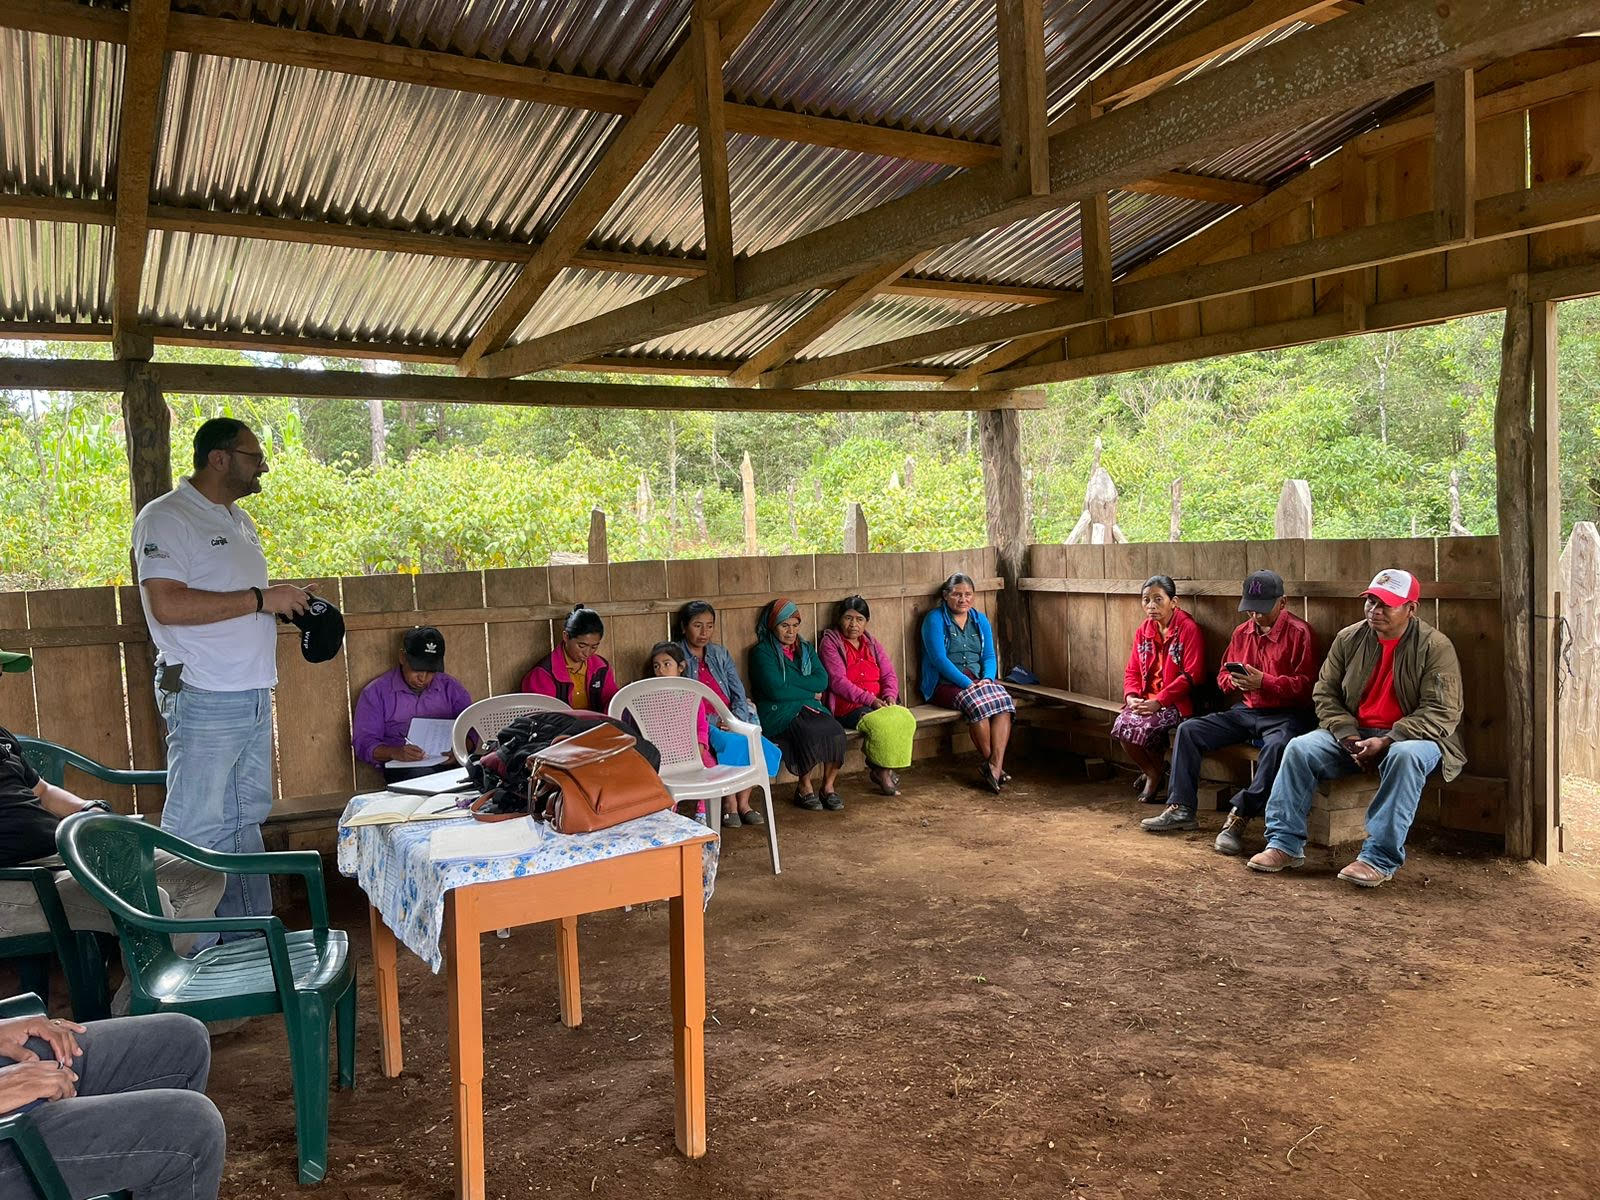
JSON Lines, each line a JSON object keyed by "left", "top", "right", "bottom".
{"left": 1246, "top": 847, "right": 1305, "bottom": 873}
{"left": 1337, "top": 859, "right": 1390, "bottom": 887}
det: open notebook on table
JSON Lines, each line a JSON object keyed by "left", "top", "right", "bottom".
{"left": 340, "top": 791, "right": 468, "bottom": 827}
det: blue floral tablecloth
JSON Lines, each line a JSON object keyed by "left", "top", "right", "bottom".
{"left": 337, "top": 793, "right": 719, "bottom": 972}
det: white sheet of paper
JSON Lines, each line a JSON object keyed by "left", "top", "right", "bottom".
{"left": 428, "top": 816, "right": 548, "bottom": 862}
{"left": 402, "top": 717, "right": 457, "bottom": 770}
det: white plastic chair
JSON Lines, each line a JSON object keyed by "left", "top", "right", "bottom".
{"left": 451, "top": 693, "right": 571, "bottom": 762}
{"left": 609, "top": 677, "right": 780, "bottom": 875}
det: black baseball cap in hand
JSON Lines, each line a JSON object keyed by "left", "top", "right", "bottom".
{"left": 1238, "top": 570, "right": 1285, "bottom": 614}
{"left": 286, "top": 596, "right": 345, "bottom": 663}
{"left": 403, "top": 625, "right": 446, "bottom": 672}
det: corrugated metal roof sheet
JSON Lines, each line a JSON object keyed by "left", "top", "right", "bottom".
{"left": 142, "top": 230, "right": 512, "bottom": 343}
{"left": 0, "top": 29, "right": 120, "bottom": 198}
{"left": 156, "top": 52, "right": 621, "bottom": 240}
{"left": 0, "top": 219, "right": 111, "bottom": 323}
{"left": 0, "top": 1, "right": 1445, "bottom": 372}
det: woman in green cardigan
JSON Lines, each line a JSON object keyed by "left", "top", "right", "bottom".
{"left": 750, "top": 598, "right": 848, "bottom": 811}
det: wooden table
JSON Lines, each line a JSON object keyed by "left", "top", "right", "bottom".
{"left": 366, "top": 834, "right": 715, "bottom": 1200}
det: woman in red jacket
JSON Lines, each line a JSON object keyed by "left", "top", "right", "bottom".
{"left": 1111, "top": 575, "right": 1205, "bottom": 803}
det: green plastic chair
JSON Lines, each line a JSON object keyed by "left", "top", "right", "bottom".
{"left": 0, "top": 993, "right": 129, "bottom": 1200}
{"left": 0, "top": 866, "right": 108, "bottom": 1022}
{"left": 56, "top": 815, "right": 355, "bottom": 1185}
{"left": 14, "top": 737, "right": 165, "bottom": 793}
{"left": 0, "top": 737, "right": 164, "bottom": 1020}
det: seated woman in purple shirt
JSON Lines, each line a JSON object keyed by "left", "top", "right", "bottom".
{"left": 352, "top": 625, "right": 474, "bottom": 782}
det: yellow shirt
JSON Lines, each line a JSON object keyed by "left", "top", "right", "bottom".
{"left": 564, "top": 655, "right": 592, "bottom": 710}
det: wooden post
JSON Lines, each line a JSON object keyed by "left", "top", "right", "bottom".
{"left": 842, "top": 502, "right": 868, "bottom": 553}
{"left": 1432, "top": 68, "right": 1476, "bottom": 244}
{"left": 1448, "top": 469, "right": 1470, "bottom": 535}
{"left": 587, "top": 508, "right": 608, "bottom": 565}
{"left": 1529, "top": 298, "right": 1560, "bottom": 861}
{"left": 118, "top": 335, "right": 170, "bottom": 520}
{"left": 1274, "top": 479, "right": 1312, "bottom": 538}
{"left": 740, "top": 451, "right": 757, "bottom": 555}
{"left": 1168, "top": 478, "right": 1182, "bottom": 542}
{"left": 979, "top": 406, "right": 1033, "bottom": 671}
{"left": 1559, "top": 523, "right": 1600, "bottom": 782}
{"left": 1495, "top": 275, "right": 1536, "bottom": 860}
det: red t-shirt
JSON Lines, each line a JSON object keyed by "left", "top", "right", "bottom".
{"left": 1356, "top": 636, "right": 1405, "bottom": 729}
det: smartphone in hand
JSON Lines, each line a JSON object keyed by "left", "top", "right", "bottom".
{"left": 1223, "top": 661, "right": 1247, "bottom": 674}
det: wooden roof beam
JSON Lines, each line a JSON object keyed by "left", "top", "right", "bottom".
{"left": 690, "top": 0, "right": 736, "bottom": 304}
{"left": 456, "top": 0, "right": 777, "bottom": 373}
{"left": 111, "top": 0, "right": 170, "bottom": 341}
{"left": 772, "top": 166, "right": 1600, "bottom": 390}
{"left": 0, "top": 191, "right": 1080, "bottom": 307}
{"left": 472, "top": 0, "right": 1600, "bottom": 381}
{"left": 999, "top": 0, "right": 1050, "bottom": 197}
{"left": 0, "top": 358, "right": 1046, "bottom": 411}
{"left": 1087, "top": 0, "right": 1351, "bottom": 111}
{"left": 733, "top": 252, "right": 930, "bottom": 387}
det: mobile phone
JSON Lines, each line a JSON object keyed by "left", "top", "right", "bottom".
{"left": 1223, "top": 661, "right": 1247, "bottom": 674}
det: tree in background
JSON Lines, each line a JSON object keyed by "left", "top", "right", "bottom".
{"left": 0, "top": 296, "right": 1594, "bottom": 590}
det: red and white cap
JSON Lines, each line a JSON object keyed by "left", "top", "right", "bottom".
{"left": 1362, "top": 568, "right": 1420, "bottom": 606}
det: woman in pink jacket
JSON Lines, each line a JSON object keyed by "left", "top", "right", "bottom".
{"left": 818, "top": 596, "right": 916, "bottom": 796}
{"left": 521, "top": 603, "right": 620, "bottom": 713}
{"left": 1112, "top": 575, "right": 1206, "bottom": 803}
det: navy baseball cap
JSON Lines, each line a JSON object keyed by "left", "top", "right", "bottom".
{"left": 1238, "top": 570, "right": 1285, "bottom": 614}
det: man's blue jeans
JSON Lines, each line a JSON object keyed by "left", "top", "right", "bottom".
{"left": 1263, "top": 729, "right": 1443, "bottom": 876}
{"left": 157, "top": 683, "right": 274, "bottom": 925}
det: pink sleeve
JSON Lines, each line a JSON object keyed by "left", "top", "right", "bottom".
{"left": 522, "top": 664, "right": 556, "bottom": 696}
{"left": 598, "top": 657, "right": 620, "bottom": 710}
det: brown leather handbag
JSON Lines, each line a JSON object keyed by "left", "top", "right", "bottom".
{"left": 529, "top": 723, "right": 673, "bottom": 834}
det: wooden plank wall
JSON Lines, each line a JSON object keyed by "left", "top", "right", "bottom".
{"left": 1023, "top": 536, "right": 1508, "bottom": 839}
{"left": 0, "top": 548, "right": 999, "bottom": 818}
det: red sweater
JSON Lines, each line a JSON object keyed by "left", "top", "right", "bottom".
{"left": 1123, "top": 608, "right": 1205, "bottom": 717}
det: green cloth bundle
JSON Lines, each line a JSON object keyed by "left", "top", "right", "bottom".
{"left": 855, "top": 704, "right": 917, "bottom": 769}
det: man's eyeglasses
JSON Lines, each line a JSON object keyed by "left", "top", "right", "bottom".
{"left": 227, "top": 448, "right": 267, "bottom": 466}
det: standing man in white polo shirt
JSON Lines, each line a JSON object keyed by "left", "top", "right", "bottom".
{"left": 132, "top": 418, "right": 313, "bottom": 926}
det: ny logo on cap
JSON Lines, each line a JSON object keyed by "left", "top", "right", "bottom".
{"left": 1248, "top": 579, "right": 1263, "bottom": 595}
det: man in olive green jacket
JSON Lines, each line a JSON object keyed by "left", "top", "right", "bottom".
{"left": 1247, "top": 568, "right": 1465, "bottom": 888}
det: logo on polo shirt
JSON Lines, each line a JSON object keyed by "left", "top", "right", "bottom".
{"left": 142, "top": 541, "right": 168, "bottom": 559}
{"left": 210, "top": 536, "right": 229, "bottom": 547}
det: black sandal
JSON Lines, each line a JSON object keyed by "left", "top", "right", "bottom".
{"left": 979, "top": 765, "right": 1003, "bottom": 795}
{"left": 793, "top": 792, "right": 824, "bottom": 811}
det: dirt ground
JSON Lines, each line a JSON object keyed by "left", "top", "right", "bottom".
{"left": 209, "top": 758, "right": 1600, "bottom": 1200}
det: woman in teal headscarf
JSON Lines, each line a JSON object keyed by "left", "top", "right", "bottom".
{"left": 750, "top": 598, "right": 848, "bottom": 812}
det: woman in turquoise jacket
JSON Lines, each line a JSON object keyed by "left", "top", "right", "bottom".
{"left": 750, "top": 598, "right": 847, "bottom": 812}
{"left": 920, "top": 572, "right": 1016, "bottom": 793}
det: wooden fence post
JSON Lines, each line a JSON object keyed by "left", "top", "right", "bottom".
{"left": 1274, "top": 480, "right": 1312, "bottom": 538}
{"left": 740, "top": 452, "right": 757, "bottom": 555}
{"left": 118, "top": 334, "right": 170, "bottom": 519}
{"left": 1559, "top": 522, "right": 1600, "bottom": 781}
{"left": 1168, "top": 478, "right": 1182, "bottom": 542}
{"left": 842, "top": 502, "right": 868, "bottom": 553}
{"left": 587, "top": 508, "right": 608, "bottom": 565}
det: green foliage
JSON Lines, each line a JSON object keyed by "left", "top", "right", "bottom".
{"left": 0, "top": 296, "right": 1597, "bottom": 590}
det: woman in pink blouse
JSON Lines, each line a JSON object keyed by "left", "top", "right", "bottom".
{"left": 818, "top": 596, "right": 917, "bottom": 796}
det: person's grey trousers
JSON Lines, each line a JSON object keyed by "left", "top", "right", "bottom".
{"left": 0, "top": 1013, "right": 225, "bottom": 1199}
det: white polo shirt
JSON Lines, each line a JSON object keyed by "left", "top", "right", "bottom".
{"left": 133, "top": 478, "right": 277, "bottom": 692}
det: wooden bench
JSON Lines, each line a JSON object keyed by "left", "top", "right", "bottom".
{"left": 1003, "top": 683, "right": 1377, "bottom": 845}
